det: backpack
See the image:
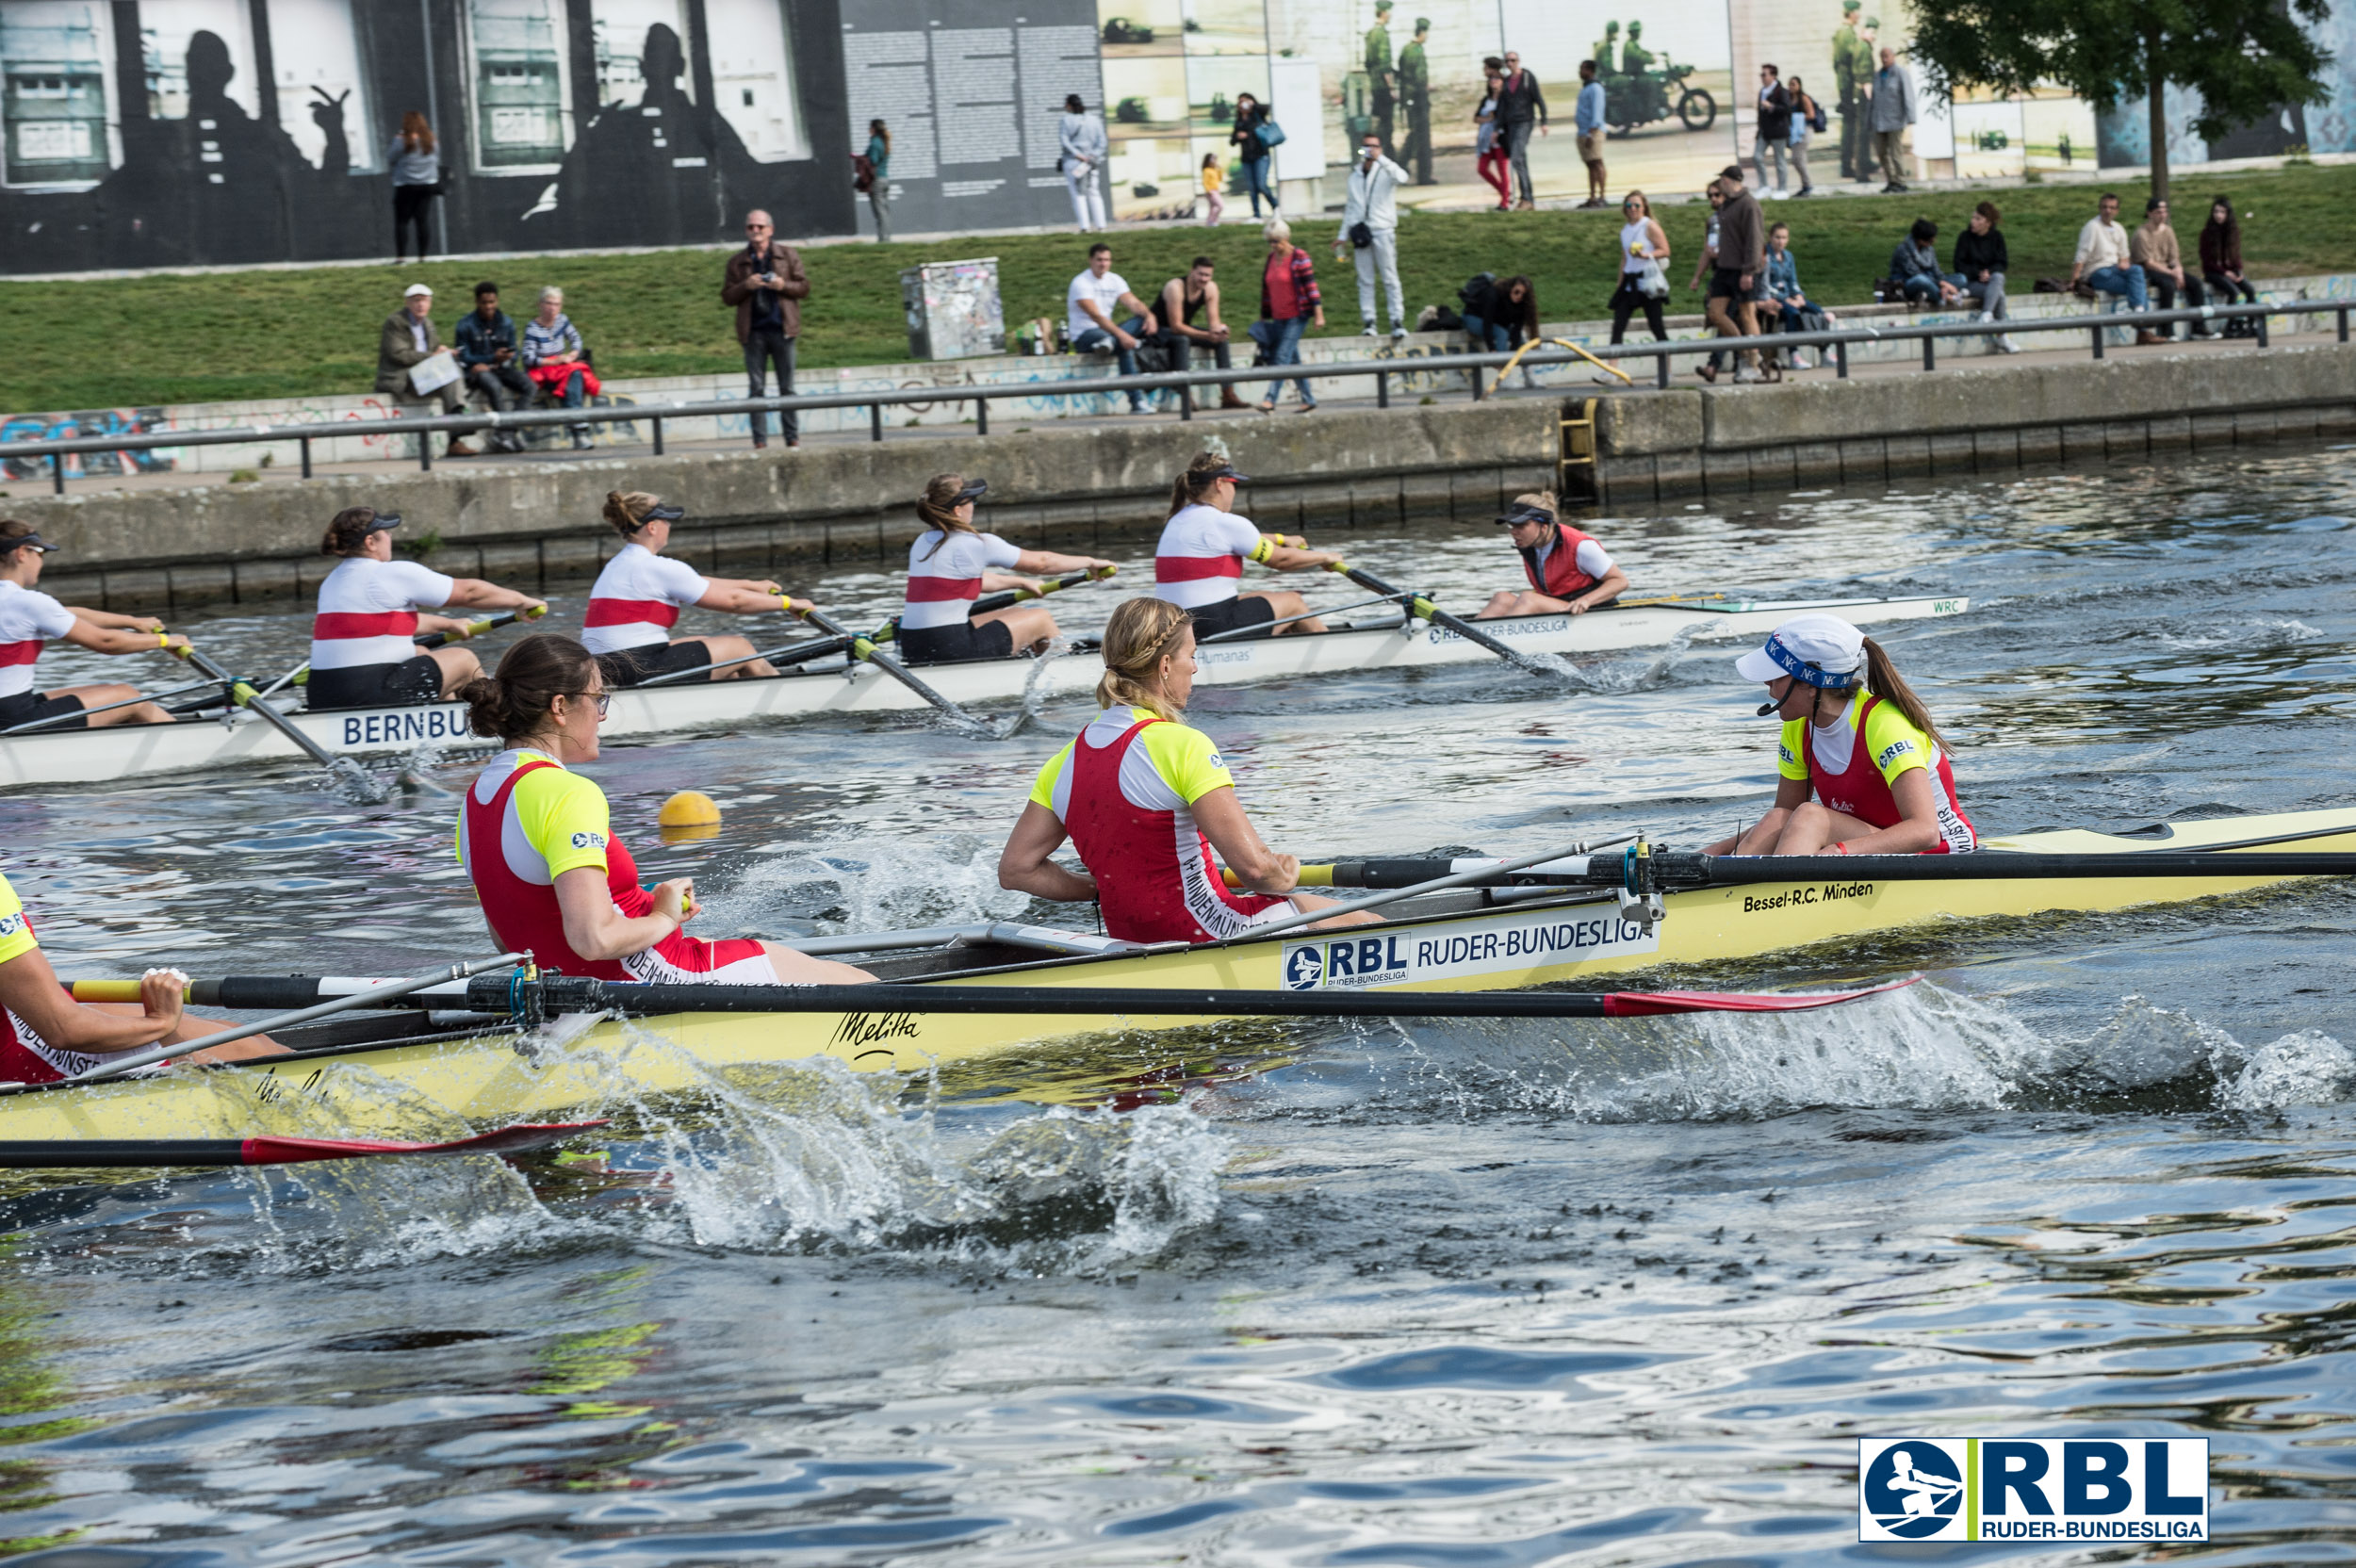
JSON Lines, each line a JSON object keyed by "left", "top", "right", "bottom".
{"left": 1457, "top": 270, "right": 1497, "bottom": 309}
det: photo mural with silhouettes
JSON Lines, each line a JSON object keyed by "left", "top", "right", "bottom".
{"left": 6, "top": 0, "right": 2356, "bottom": 273}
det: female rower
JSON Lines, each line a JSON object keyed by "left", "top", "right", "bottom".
{"left": 1476, "top": 492, "right": 1628, "bottom": 619}
{"left": 311, "top": 507, "right": 547, "bottom": 709}
{"left": 998, "top": 596, "right": 1381, "bottom": 943}
{"left": 900, "top": 473, "right": 1113, "bottom": 664}
{"left": 0, "top": 869, "right": 282, "bottom": 1083}
{"left": 585, "top": 492, "right": 813, "bottom": 686}
{"left": 457, "top": 634, "right": 874, "bottom": 985}
{"left": 0, "top": 518, "right": 190, "bottom": 731}
{"left": 1153, "top": 451, "right": 1340, "bottom": 640}
{"left": 1709, "top": 612, "right": 1975, "bottom": 856}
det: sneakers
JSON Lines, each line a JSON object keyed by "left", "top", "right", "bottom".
{"left": 1592, "top": 368, "right": 1621, "bottom": 384}
{"left": 1361, "top": 323, "right": 1378, "bottom": 336}
{"left": 1128, "top": 400, "right": 1153, "bottom": 415}
{"left": 1995, "top": 335, "right": 2021, "bottom": 353}
{"left": 1788, "top": 351, "right": 1813, "bottom": 370}
{"left": 1795, "top": 185, "right": 1815, "bottom": 197}
{"left": 1731, "top": 367, "right": 1760, "bottom": 384}
{"left": 1390, "top": 324, "right": 1408, "bottom": 341}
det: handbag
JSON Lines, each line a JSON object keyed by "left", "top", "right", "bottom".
{"left": 852, "top": 153, "right": 875, "bottom": 193}
{"left": 1255, "top": 118, "right": 1286, "bottom": 148}
{"left": 1348, "top": 220, "right": 1373, "bottom": 248}
{"left": 1809, "top": 99, "right": 1827, "bottom": 134}
{"left": 407, "top": 349, "right": 460, "bottom": 396}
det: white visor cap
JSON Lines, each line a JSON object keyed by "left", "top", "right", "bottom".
{"left": 1734, "top": 612, "right": 1867, "bottom": 688}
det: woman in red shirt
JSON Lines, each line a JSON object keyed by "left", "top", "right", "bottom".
{"left": 1255, "top": 220, "right": 1325, "bottom": 414}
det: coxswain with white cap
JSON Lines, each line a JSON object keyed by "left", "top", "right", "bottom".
{"left": 1153, "top": 452, "right": 1341, "bottom": 640}
{"left": 0, "top": 518, "right": 192, "bottom": 732}
{"left": 998, "top": 597, "right": 1381, "bottom": 944}
{"left": 585, "top": 491, "right": 813, "bottom": 686}
{"left": 899, "top": 473, "right": 1113, "bottom": 664}
{"left": 310, "top": 507, "right": 546, "bottom": 710}
{"left": 1476, "top": 492, "right": 1628, "bottom": 619}
{"left": 1709, "top": 612, "right": 1975, "bottom": 856}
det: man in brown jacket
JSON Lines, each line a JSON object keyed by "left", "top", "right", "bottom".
{"left": 1703, "top": 164, "right": 1766, "bottom": 382}
{"left": 721, "top": 209, "right": 810, "bottom": 449}
{"left": 374, "top": 283, "right": 478, "bottom": 457}
{"left": 2132, "top": 195, "right": 2211, "bottom": 341}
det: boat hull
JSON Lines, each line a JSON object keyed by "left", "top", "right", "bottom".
{"left": 0, "top": 594, "right": 1966, "bottom": 787}
{"left": 2, "top": 803, "right": 2344, "bottom": 1142}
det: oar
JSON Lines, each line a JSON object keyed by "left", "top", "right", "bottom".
{"left": 65, "top": 951, "right": 525, "bottom": 1084}
{"left": 417, "top": 604, "right": 546, "bottom": 651}
{"left": 0, "top": 1120, "right": 608, "bottom": 1170}
{"left": 1328, "top": 564, "right": 1534, "bottom": 666}
{"left": 793, "top": 606, "right": 983, "bottom": 729}
{"left": 631, "top": 633, "right": 854, "bottom": 690}
{"left": 172, "top": 644, "right": 386, "bottom": 795}
{"left": 485, "top": 973, "right": 1915, "bottom": 1021}
{"left": 871, "top": 565, "right": 1119, "bottom": 645}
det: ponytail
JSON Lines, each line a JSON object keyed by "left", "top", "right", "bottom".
{"left": 915, "top": 472, "right": 979, "bottom": 560}
{"left": 1167, "top": 450, "right": 1233, "bottom": 520}
{"left": 1862, "top": 636, "right": 1947, "bottom": 752}
{"left": 603, "top": 491, "right": 661, "bottom": 538}
{"left": 1094, "top": 596, "right": 1193, "bottom": 720}
{"left": 461, "top": 633, "right": 598, "bottom": 743}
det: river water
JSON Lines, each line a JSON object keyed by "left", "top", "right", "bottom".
{"left": 0, "top": 444, "right": 2352, "bottom": 1564}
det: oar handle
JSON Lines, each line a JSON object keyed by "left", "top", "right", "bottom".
{"left": 417, "top": 603, "right": 543, "bottom": 650}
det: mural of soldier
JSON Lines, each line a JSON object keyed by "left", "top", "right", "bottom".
{"left": 1594, "top": 21, "right": 1620, "bottom": 80}
{"left": 1832, "top": 0, "right": 1873, "bottom": 180}
{"left": 1398, "top": 16, "right": 1432, "bottom": 183}
{"left": 1365, "top": 0, "right": 1397, "bottom": 159}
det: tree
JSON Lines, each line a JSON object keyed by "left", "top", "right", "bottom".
{"left": 1909, "top": 0, "right": 2332, "bottom": 200}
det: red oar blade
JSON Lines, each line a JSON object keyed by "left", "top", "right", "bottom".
{"left": 1601, "top": 976, "right": 1921, "bottom": 1017}
{"left": 238, "top": 1120, "right": 611, "bottom": 1167}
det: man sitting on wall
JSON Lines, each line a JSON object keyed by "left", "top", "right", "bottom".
{"left": 375, "top": 283, "right": 478, "bottom": 458}
{"left": 1153, "top": 256, "right": 1251, "bottom": 410}
{"left": 2132, "top": 195, "right": 2211, "bottom": 340}
{"left": 1067, "top": 242, "right": 1160, "bottom": 416}
{"left": 453, "top": 281, "right": 532, "bottom": 452}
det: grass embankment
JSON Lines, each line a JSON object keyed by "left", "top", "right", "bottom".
{"left": 4, "top": 164, "right": 2350, "bottom": 413}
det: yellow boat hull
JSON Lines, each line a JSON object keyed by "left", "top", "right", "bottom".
{"left": 7, "top": 806, "right": 2350, "bottom": 1142}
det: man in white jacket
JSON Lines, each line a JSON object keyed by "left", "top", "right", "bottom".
{"left": 1058, "top": 93, "right": 1109, "bottom": 232}
{"left": 1335, "top": 134, "right": 1410, "bottom": 338}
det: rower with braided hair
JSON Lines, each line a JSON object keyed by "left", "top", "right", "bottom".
{"left": 1153, "top": 451, "right": 1341, "bottom": 640}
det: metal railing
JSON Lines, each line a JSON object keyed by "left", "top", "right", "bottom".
{"left": 5, "top": 299, "right": 2341, "bottom": 495}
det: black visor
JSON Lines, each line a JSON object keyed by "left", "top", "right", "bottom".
{"left": 633, "top": 503, "right": 687, "bottom": 528}
{"left": 1208, "top": 464, "right": 1250, "bottom": 483}
{"left": 4, "top": 531, "right": 51, "bottom": 554}
{"left": 953, "top": 479, "right": 989, "bottom": 506}
{"left": 1496, "top": 503, "right": 1552, "bottom": 528}
{"left": 366, "top": 512, "right": 403, "bottom": 533}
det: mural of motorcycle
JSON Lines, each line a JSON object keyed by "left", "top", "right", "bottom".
{"left": 1603, "top": 57, "right": 1717, "bottom": 136}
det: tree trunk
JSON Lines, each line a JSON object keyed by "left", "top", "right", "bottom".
{"left": 2147, "top": 33, "right": 2169, "bottom": 203}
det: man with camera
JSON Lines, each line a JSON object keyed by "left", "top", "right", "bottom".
{"left": 722, "top": 209, "right": 810, "bottom": 449}
{"left": 1335, "top": 133, "right": 1411, "bottom": 340}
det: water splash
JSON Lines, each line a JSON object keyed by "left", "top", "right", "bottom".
{"left": 710, "top": 834, "right": 1031, "bottom": 938}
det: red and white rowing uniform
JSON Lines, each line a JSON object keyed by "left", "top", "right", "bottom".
{"left": 581, "top": 544, "right": 711, "bottom": 655}
{"left": 1517, "top": 525, "right": 1613, "bottom": 600}
{"left": 311, "top": 556, "right": 455, "bottom": 673}
{"left": 1779, "top": 689, "right": 1976, "bottom": 854}
{"left": 903, "top": 529, "right": 1023, "bottom": 629}
{"left": 1028, "top": 708, "right": 1286, "bottom": 943}
{"left": 0, "top": 581, "right": 75, "bottom": 700}
{"left": 458, "top": 749, "right": 775, "bottom": 982}
{"left": 1153, "top": 503, "right": 1273, "bottom": 611}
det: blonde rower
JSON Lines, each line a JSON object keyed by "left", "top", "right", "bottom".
{"left": 1477, "top": 492, "right": 1628, "bottom": 619}
{"left": 999, "top": 597, "right": 1380, "bottom": 944}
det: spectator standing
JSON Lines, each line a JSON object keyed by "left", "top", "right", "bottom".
{"left": 1785, "top": 75, "right": 1818, "bottom": 197}
{"left": 2201, "top": 195, "right": 2261, "bottom": 336}
{"left": 1701, "top": 164, "right": 1765, "bottom": 384}
{"left": 1200, "top": 153, "right": 1224, "bottom": 226}
{"left": 722, "top": 209, "right": 808, "bottom": 450}
{"left": 1952, "top": 200, "right": 2018, "bottom": 351}
{"left": 2070, "top": 192, "right": 2160, "bottom": 344}
{"left": 863, "top": 120, "right": 892, "bottom": 242}
{"left": 521, "top": 286, "right": 598, "bottom": 449}
{"left": 1399, "top": 16, "right": 1433, "bottom": 185}
{"left": 1474, "top": 62, "right": 1510, "bottom": 211}
{"left": 1155, "top": 257, "right": 1251, "bottom": 409}
{"left": 1761, "top": 222, "right": 1830, "bottom": 369}
{"left": 1068, "top": 242, "right": 1158, "bottom": 416}
{"left": 1605, "top": 193, "right": 1671, "bottom": 379}
{"left": 1754, "top": 65, "right": 1792, "bottom": 197}
{"left": 1496, "top": 50, "right": 1546, "bottom": 212}
{"left": 1337, "top": 133, "right": 1409, "bottom": 339}
{"left": 386, "top": 110, "right": 439, "bottom": 262}
{"left": 1231, "top": 92, "right": 1279, "bottom": 219}
{"left": 454, "top": 281, "right": 532, "bottom": 451}
{"left": 1831, "top": 0, "right": 1873, "bottom": 182}
{"left": 1890, "top": 218, "right": 1959, "bottom": 307}
{"left": 375, "top": 283, "right": 477, "bottom": 458}
{"left": 1575, "top": 60, "right": 1608, "bottom": 208}
{"left": 2133, "top": 196, "right": 2210, "bottom": 339}
{"left": 1059, "top": 94, "right": 1109, "bottom": 232}
{"left": 1254, "top": 220, "right": 1323, "bottom": 414}
{"left": 1869, "top": 46, "right": 1914, "bottom": 192}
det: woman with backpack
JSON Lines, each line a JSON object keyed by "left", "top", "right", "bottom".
{"left": 1785, "top": 75, "right": 1820, "bottom": 197}
{"left": 1231, "top": 93, "right": 1279, "bottom": 219}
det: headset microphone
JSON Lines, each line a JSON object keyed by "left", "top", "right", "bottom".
{"left": 1756, "top": 699, "right": 1781, "bottom": 717}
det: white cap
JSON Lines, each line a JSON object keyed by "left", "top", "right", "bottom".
{"left": 403, "top": 282, "right": 434, "bottom": 297}
{"left": 1734, "top": 612, "right": 1866, "bottom": 688}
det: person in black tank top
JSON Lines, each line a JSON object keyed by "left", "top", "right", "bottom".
{"left": 1154, "top": 259, "right": 1251, "bottom": 409}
